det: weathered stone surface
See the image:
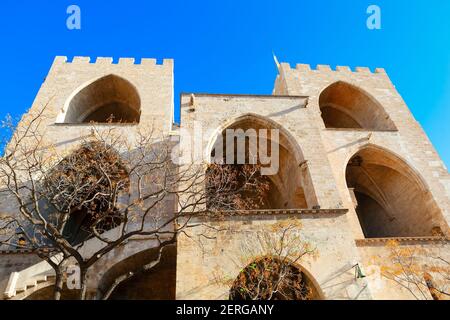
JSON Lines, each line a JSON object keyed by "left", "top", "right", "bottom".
{"left": 1, "top": 57, "right": 448, "bottom": 300}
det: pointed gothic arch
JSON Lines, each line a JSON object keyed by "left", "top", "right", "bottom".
{"left": 62, "top": 74, "right": 141, "bottom": 124}
{"left": 229, "top": 256, "right": 323, "bottom": 300}
{"left": 345, "top": 145, "right": 444, "bottom": 238}
{"left": 319, "top": 81, "right": 397, "bottom": 131}
{"left": 97, "top": 245, "right": 177, "bottom": 300}
{"left": 207, "top": 113, "right": 318, "bottom": 210}
{"left": 44, "top": 141, "right": 130, "bottom": 245}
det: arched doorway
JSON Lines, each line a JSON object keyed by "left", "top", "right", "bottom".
{"left": 319, "top": 81, "right": 397, "bottom": 131}
{"left": 346, "top": 146, "right": 443, "bottom": 238}
{"left": 207, "top": 114, "right": 318, "bottom": 210}
{"left": 97, "top": 245, "right": 177, "bottom": 300}
{"left": 229, "top": 256, "right": 322, "bottom": 300}
{"left": 63, "top": 74, "right": 141, "bottom": 123}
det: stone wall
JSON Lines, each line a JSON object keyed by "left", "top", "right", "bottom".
{"left": 176, "top": 212, "right": 371, "bottom": 300}
{"left": 1, "top": 57, "right": 449, "bottom": 300}
{"left": 0, "top": 253, "right": 41, "bottom": 296}
{"left": 274, "top": 63, "right": 450, "bottom": 236}
{"left": 0, "top": 56, "right": 176, "bottom": 299}
{"left": 175, "top": 63, "right": 450, "bottom": 300}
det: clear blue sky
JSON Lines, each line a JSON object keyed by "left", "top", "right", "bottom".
{"left": 0, "top": 0, "right": 449, "bottom": 167}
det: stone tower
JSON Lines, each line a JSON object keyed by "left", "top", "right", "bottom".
{"left": 0, "top": 57, "right": 449, "bottom": 300}
{"left": 176, "top": 62, "right": 450, "bottom": 300}
{"left": 0, "top": 56, "right": 177, "bottom": 299}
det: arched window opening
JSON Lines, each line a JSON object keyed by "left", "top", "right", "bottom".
{"left": 43, "top": 141, "right": 130, "bottom": 245}
{"left": 346, "top": 146, "right": 442, "bottom": 238}
{"left": 98, "top": 246, "right": 177, "bottom": 300}
{"left": 207, "top": 115, "right": 316, "bottom": 211}
{"left": 229, "top": 257, "right": 321, "bottom": 300}
{"left": 319, "top": 81, "right": 397, "bottom": 131}
{"left": 64, "top": 75, "right": 141, "bottom": 124}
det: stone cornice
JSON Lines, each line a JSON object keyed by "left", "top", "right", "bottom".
{"left": 355, "top": 236, "right": 449, "bottom": 247}
{"left": 0, "top": 209, "right": 348, "bottom": 254}
{"left": 194, "top": 208, "right": 348, "bottom": 220}
{"left": 180, "top": 92, "right": 309, "bottom": 100}
{"left": 0, "top": 249, "right": 34, "bottom": 255}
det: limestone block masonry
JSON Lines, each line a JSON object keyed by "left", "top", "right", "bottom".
{"left": 0, "top": 57, "right": 449, "bottom": 300}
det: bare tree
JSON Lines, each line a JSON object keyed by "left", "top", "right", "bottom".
{"left": 213, "top": 219, "right": 318, "bottom": 300}
{"left": 0, "top": 105, "right": 270, "bottom": 300}
{"left": 381, "top": 240, "right": 450, "bottom": 300}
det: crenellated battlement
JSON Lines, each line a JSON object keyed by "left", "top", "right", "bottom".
{"left": 52, "top": 56, "right": 173, "bottom": 67}
{"left": 280, "top": 62, "right": 386, "bottom": 75}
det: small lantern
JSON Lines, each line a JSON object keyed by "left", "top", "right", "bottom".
{"left": 18, "top": 237, "right": 27, "bottom": 247}
{"left": 354, "top": 263, "right": 366, "bottom": 279}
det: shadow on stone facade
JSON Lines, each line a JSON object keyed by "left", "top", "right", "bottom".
{"left": 346, "top": 145, "right": 444, "bottom": 238}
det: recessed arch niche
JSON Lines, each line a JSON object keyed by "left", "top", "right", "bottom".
{"left": 63, "top": 74, "right": 141, "bottom": 124}
{"left": 346, "top": 145, "right": 443, "bottom": 238}
{"left": 97, "top": 246, "right": 177, "bottom": 300}
{"left": 207, "top": 114, "right": 318, "bottom": 210}
{"left": 319, "top": 81, "right": 397, "bottom": 131}
{"left": 229, "top": 256, "right": 323, "bottom": 300}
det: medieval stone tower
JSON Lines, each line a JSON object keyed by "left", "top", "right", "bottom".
{"left": 0, "top": 56, "right": 449, "bottom": 300}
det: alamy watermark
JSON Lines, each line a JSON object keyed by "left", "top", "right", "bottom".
{"left": 66, "top": 265, "right": 81, "bottom": 290}
{"left": 171, "top": 121, "right": 280, "bottom": 176}
{"left": 367, "top": 5, "right": 381, "bottom": 30}
{"left": 66, "top": 5, "right": 81, "bottom": 30}
{"left": 65, "top": 4, "right": 381, "bottom": 31}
